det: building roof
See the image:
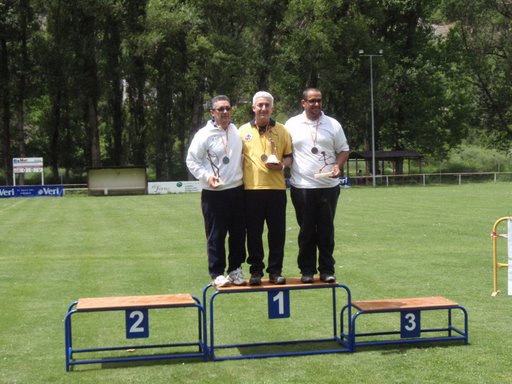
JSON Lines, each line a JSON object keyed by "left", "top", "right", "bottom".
{"left": 349, "top": 150, "right": 423, "bottom": 161}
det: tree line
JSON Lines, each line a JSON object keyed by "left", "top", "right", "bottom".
{"left": 0, "top": 0, "right": 510, "bottom": 184}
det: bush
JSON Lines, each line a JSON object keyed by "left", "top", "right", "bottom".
{"left": 442, "top": 144, "right": 511, "bottom": 173}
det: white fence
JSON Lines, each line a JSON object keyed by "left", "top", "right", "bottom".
{"left": 350, "top": 172, "right": 512, "bottom": 187}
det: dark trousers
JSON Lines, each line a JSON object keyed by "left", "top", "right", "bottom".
{"left": 201, "top": 185, "right": 246, "bottom": 278}
{"left": 290, "top": 186, "right": 340, "bottom": 275}
{"left": 245, "top": 189, "right": 287, "bottom": 275}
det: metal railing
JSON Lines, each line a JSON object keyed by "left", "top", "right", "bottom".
{"left": 56, "top": 172, "right": 512, "bottom": 193}
{"left": 491, "top": 217, "right": 510, "bottom": 296}
{"left": 348, "top": 172, "right": 512, "bottom": 187}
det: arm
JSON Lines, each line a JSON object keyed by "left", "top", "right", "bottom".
{"left": 186, "top": 132, "right": 220, "bottom": 188}
{"left": 331, "top": 151, "right": 349, "bottom": 178}
{"left": 282, "top": 153, "right": 293, "bottom": 169}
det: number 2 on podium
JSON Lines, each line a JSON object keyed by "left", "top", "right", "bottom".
{"left": 126, "top": 309, "right": 149, "bottom": 338}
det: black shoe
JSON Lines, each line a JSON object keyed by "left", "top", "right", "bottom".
{"left": 269, "top": 274, "right": 286, "bottom": 285}
{"left": 320, "top": 274, "right": 336, "bottom": 283}
{"left": 301, "top": 274, "right": 314, "bottom": 283}
{"left": 249, "top": 273, "right": 262, "bottom": 286}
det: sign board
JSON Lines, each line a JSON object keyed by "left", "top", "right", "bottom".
{"left": 13, "top": 157, "right": 43, "bottom": 173}
{"left": 12, "top": 157, "right": 44, "bottom": 186}
{"left": 267, "top": 291, "right": 290, "bottom": 319}
{"left": 339, "top": 176, "right": 351, "bottom": 188}
{"left": 0, "top": 185, "right": 64, "bottom": 198}
{"left": 126, "top": 309, "right": 149, "bottom": 339}
{"left": 400, "top": 310, "right": 421, "bottom": 338}
{"left": 148, "top": 181, "right": 201, "bottom": 194}
{"left": 88, "top": 167, "right": 147, "bottom": 196}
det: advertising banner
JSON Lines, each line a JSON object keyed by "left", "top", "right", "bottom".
{"left": 12, "top": 157, "right": 44, "bottom": 173}
{"left": 0, "top": 185, "right": 64, "bottom": 198}
{"left": 148, "top": 181, "right": 201, "bottom": 194}
{"left": 12, "top": 157, "right": 45, "bottom": 186}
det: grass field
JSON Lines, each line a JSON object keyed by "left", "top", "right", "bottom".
{"left": 1, "top": 183, "right": 512, "bottom": 383}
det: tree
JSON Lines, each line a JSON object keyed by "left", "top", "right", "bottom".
{"left": 1, "top": 0, "right": 509, "bottom": 183}
{"left": 0, "top": 1, "right": 13, "bottom": 184}
{"left": 145, "top": 0, "right": 196, "bottom": 179}
{"left": 124, "top": 0, "right": 148, "bottom": 167}
{"left": 442, "top": 0, "right": 512, "bottom": 148}
{"left": 74, "top": 2, "right": 102, "bottom": 168}
{"left": 371, "top": 0, "right": 470, "bottom": 166}
{"left": 100, "top": 2, "right": 124, "bottom": 166}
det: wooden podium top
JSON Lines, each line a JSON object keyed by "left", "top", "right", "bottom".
{"left": 216, "top": 276, "right": 337, "bottom": 291}
{"left": 352, "top": 296, "right": 458, "bottom": 312}
{"left": 76, "top": 293, "right": 196, "bottom": 310}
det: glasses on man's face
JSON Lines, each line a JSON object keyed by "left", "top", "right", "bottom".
{"left": 214, "top": 106, "right": 231, "bottom": 113}
{"left": 305, "top": 98, "right": 322, "bottom": 104}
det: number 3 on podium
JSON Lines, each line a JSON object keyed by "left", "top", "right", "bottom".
{"left": 400, "top": 310, "right": 421, "bottom": 338}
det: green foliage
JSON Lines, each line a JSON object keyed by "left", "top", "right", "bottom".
{"left": 1, "top": 1, "right": 512, "bottom": 182}
{"left": 442, "top": 143, "right": 512, "bottom": 173}
{"left": 441, "top": 0, "right": 512, "bottom": 143}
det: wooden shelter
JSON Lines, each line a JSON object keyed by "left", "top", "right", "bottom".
{"left": 347, "top": 150, "right": 423, "bottom": 175}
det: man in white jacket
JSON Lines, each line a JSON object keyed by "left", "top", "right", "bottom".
{"left": 186, "top": 95, "right": 246, "bottom": 287}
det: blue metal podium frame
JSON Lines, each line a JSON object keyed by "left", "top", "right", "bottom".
{"left": 64, "top": 294, "right": 207, "bottom": 371}
{"left": 341, "top": 297, "right": 468, "bottom": 350}
{"left": 202, "top": 277, "right": 353, "bottom": 361}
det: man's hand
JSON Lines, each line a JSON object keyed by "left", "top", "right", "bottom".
{"left": 208, "top": 176, "right": 223, "bottom": 188}
{"left": 330, "top": 164, "right": 341, "bottom": 178}
{"left": 265, "top": 162, "right": 284, "bottom": 171}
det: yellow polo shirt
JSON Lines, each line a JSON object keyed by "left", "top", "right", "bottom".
{"left": 238, "top": 119, "right": 292, "bottom": 190}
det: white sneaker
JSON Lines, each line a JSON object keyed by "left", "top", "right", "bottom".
{"left": 213, "top": 275, "right": 231, "bottom": 288}
{"left": 228, "top": 268, "right": 247, "bottom": 286}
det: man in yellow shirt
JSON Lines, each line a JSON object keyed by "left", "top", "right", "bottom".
{"left": 239, "top": 91, "right": 292, "bottom": 285}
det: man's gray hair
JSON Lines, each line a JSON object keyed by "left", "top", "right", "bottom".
{"left": 252, "top": 91, "right": 274, "bottom": 107}
{"left": 210, "top": 95, "right": 231, "bottom": 109}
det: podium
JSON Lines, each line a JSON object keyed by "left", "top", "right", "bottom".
{"left": 342, "top": 296, "right": 468, "bottom": 350}
{"left": 202, "top": 277, "right": 353, "bottom": 361}
{"left": 64, "top": 294, "right": 206, "bottom": 371}
{"left": 64, "top": 289, "right": 469, "bottom": 370}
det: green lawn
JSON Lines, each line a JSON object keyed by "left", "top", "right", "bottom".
{"left": 1, "top": 183, "right": 511, "bottom": 383}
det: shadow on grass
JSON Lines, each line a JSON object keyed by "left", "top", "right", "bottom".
{"left": 69, "top": 351, "right": 206, "bottom": 372}
{"left": 211, "top": 339, "right": 350, "bottom": 360}
{"left": 355, "top": 340, "right": 471, "bottom": 355}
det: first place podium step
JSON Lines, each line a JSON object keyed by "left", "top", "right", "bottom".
{"left": 202, "top": 277, "right": 353, "bottom": 361}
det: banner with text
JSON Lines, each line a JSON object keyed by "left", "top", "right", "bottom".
{"left": 0, "top": 185, "right": 64, "bottom": 198}
{"left": 12, "top": 157, "right": 43, "bottom": 173}
{"left": 148, "top": 181, "right": 201, "bottom": 194}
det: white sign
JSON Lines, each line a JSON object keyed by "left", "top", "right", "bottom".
{"left": 13, "top": 157, "right": 44, "bottom": 173}
{"left": 12, "top": 157, "right": 44, "bottom": 186}
{"left": 148, "top": 181, "right": 201, "bottom": 194}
